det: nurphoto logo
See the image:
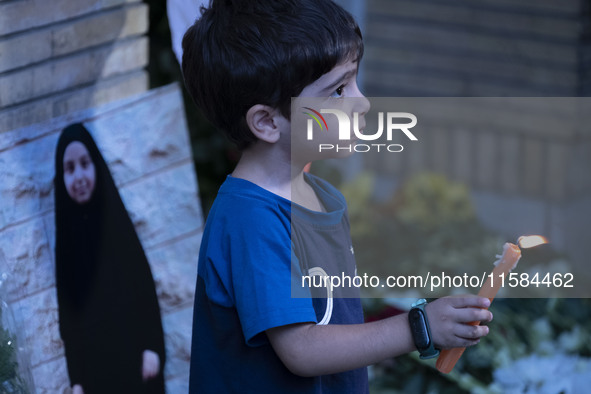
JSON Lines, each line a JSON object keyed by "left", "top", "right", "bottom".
{"left": 303, "top": 107, "right": 418, "bottom": 153}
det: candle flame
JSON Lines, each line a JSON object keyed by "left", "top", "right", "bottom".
{"left": 518, "top": 235, "right": 548, "bottom": 249}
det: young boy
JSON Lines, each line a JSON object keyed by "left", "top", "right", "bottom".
{"left": 182, "top": 1, "right": 493, "bottom": 392}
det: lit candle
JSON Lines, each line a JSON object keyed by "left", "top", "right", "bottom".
{"left": 435, "top": 235, "right": 547, "bottom": 374}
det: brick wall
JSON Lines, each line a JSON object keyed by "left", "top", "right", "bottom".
{"left": 0, "top": 0, "right": 149, "bottom": 133}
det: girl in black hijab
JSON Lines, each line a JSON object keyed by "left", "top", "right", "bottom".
{"left": 54, "top": 123, "right": 166, "bottom": 394}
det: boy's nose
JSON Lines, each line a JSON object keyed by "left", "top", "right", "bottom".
{"left": 353, "top": 94, "right": 370, "bottom": 117}
{"left": 357, "top": 96, "right": 370, "bottom": 116}
{"left": 350, "top": 83, "right": 370, "bottom": 115}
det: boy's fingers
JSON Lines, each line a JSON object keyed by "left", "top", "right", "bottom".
{"left": 454, "top": 324, "right": 489, "bottom": 340}
{"left": 450, "top": 295, "right": 491, "bottom": 309}
{"left": 454, "top": 307, "right": 493, "bottom": 323}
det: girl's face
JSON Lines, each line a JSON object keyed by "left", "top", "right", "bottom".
{"left": 63, "top": 141, "right": 96, "bottom": 204}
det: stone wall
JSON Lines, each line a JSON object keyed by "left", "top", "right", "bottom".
{"left": 0, "top": 83, "right": 201, "bottom": 392}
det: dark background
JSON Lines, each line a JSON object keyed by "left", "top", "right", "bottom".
{"left": 146, "top": 0, "right": 239, "bottom": 215}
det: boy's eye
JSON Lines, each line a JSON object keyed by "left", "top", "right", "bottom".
{"left": 331, "top": 84, "right": 346, "bottom": 98}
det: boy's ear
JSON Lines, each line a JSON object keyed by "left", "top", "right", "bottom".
{"left": 246, "top": 104, "right": 284, "bottom": 144}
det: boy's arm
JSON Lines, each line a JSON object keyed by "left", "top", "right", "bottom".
{"left": 266, "top": 296, "right": 492, "bottom": 377}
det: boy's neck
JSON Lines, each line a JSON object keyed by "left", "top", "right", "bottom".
{"left": 231, "top": 143, "right": 325, "bottom": 212}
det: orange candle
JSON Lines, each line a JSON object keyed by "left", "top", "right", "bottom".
{"left": 436, "top": 236, "right": 547, "bottom": 374}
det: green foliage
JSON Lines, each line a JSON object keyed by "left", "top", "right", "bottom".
{"left": 0, "top": 326, "right": 17, "bottom": 383}
{"left": 0, "top": 305, "right": 29, "bottom": 394}
{"left": 339, "top": 173, "right": 377, "bottom": 241}
{"left": 392, "top": 173, "right": 475, "bottom": 232}
{"left": 341, "top": 172, "right": 503, "bottom": 289}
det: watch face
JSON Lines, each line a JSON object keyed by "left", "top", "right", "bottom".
{"left": 409, "top": 308, "right": 430, "bottom": 350}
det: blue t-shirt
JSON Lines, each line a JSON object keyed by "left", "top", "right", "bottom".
{"left": 189, "top": 174, "right": 369, "bottom": 393}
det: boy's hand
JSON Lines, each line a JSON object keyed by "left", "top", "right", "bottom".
{"left": 425, "top": 296, "right": 493, "bottom": 349}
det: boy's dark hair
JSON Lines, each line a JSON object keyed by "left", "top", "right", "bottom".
{"left": 181, "top": 0, "right": 363, "bottom": 150}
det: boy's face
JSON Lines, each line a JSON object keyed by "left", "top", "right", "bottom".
{"left": 289, "top": 59, "right": 370, "bottom": 166}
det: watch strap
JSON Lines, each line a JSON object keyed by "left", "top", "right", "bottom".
{"left": 409, "top": 299, "right": 440, "bottom": 360}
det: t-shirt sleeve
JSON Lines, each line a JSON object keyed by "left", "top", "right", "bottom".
{"left": 207, "top": 200, "right": 317, "bottom": 346}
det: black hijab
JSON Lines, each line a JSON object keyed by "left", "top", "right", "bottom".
{"left": 54, "top": 123, "right": 166, "bottom": 393}
{"left": 55, "top": 123, "right": 106, "bottom": 313}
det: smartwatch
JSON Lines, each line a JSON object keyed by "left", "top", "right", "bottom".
{"left": 408, "top": 299, "right": 440, "bottom": 359}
